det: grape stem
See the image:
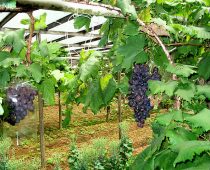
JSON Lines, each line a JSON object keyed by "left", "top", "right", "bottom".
{"left": 26, "top": 11, "right": 35, "bottom": 65}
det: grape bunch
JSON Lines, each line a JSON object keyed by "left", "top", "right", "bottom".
{"left": 128, "top": 64, "right": 161, "bottom": 127}
{"left": 5, "top": 85, "right": 37, "bottom": 125}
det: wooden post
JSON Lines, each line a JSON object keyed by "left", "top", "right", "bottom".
{"left": 38, "top": 93, "right": 45, "bottom": 168}
{"left": 106, "top": 105, "right": 110, "bottom": 122}
{"left": 37, "top": 33, "right": 45, "bottom": 168}
{"left": 58, "top": 91, "right": 62, "bottom": 129}
{"left": 118, "top": 72, "right": 122, "bottom": 139}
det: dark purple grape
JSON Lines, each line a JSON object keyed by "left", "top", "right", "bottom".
{"left": 5, "top": 85, "right": 37, "bottom": 125}
{"left": 128, "top": 64, "right": 161, "bottom": 128}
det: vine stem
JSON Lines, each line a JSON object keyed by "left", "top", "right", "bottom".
{"left": 26, "top": 11, "right": 35, "bottom": 65}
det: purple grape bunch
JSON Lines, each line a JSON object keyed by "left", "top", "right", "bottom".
{"left": 5, "top": 85, "right": 37, "bottom": 125}
{"left": 128, "top": 64, "right": 161, "bottom": 128}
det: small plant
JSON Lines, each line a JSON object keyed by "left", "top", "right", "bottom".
{"left": 68, "top": 122, "right": 133, "bottom": 170}
{"left": 0, "top": 137, "right": 40, "bottom": 170}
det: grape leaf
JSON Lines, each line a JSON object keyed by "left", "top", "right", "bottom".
{"left": 101, "top": 78, "right": 117, "bottom": 105}
{"left": 0, "top": 58, "right": 21, "bottom": 68}
{"left": 0, "top": 69, "right": 10, "bottom": 88}
{"left": 3, "top": 29, "right": 25, "bottom": 53}
{"left": 28, "top": 63, "right": 42, "bottom": 83}
{"left": 135, "top": 51, "right": 149, "bottom": 64}
{"left": 82, "top": 79, "right": 104, "bottom": 114}
{"left": 74, "top": 15, "right": 91, "bottom": 32}
{"left": 100, "top": 74, "right": 113, "bottom": 91}
{"left": 34, "top": 13, "right": 47, "bottom": 31}
{"left": 185, "top": 108, "right": 210, "bottom": 131}
{"left": 79, "top": 56, "right": 100, "bottom": 82}
{"left": 166, "top": 127, "right": 197, "bottom": 145}
{"left": 62, "top": 108, "right": 72, "bottom": 128}
{"left": 51, "top": 70, "right": 64, "bottom": 81}
{"left": 15, "top": 65, "right": 28, "bottom": 77}
{"left": 130, "top": 146, "right": 154, "bottom": 170}
{"left": 117, "top": 0, "right": 138, "bottom": 19}
{"left": 153, "top": 47, "right": 169, "bottom": 68}
{"left": 118, "top": 76, "right": 129, "bottom": 95}
{"left": 117, "top": 34, "right": 145, "bottom": 70}
{"left": 166, "top": 64, "right": 196, "bottom": 77}
{"left": 171, "top": 140, "right": 210, "bottom": 165}
{"left": 175, "top": 83, "right": 196, "bottom": 101}
{"left": 39, "top": 78, "right": 55, "bottom": 105}
{"left": 156, "top": 110, "right": 183, "bottom": 126}
{"left": 123, "top": 21, "right": 139, "bottom": 36}
{"left": 148, "top": 80, "right": 178, "bottom": 97}
{"left": 196, "top": 85, "right": 210, "bottom": 99}
{"left": 0, "top": 0, "right": 16, "bottom": 8}
{"left": 198, "top": 52, "right": 210, "bottom": 80}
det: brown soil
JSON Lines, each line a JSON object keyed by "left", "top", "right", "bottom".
{"left": 8, "top": 102, "right": 154, "bottom": 170}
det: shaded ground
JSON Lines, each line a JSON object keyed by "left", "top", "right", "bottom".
{"left": 6, "top": 102, "right": 155, "bottom": 170}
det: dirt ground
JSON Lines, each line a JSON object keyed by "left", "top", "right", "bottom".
{"left": 6, "top": 102, "right": 155, "bottom": 170}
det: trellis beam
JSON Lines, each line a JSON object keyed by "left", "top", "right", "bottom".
{"left": 16, "top": 0, "right": 123, "bottom": 18}
{"left": 0, "top": 13, "right": 17, "bottom": 28}
{"left": 1, "top": 27, "right": 100, "bottom": 37}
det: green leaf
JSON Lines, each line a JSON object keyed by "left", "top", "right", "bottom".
{"left": 148, "top": 80, "right": 178, "bottom": 97}
{"left": 123, "top": 21, "right": 139, "bottom": 36}
{"left": 117, "top": 34, "right": 145, "bottom": 70}
{"left": 130, "top": 146, "right": 154, "bottom": 170}
{"left": 79, "top": 56, "right": 100, "bottom": 82}
{"left": 21, "top": 19, "right": 30, "bottom": 25}
{"left": 156, "top": 110, "right": 183, "bottom": 126}
{"left": 28, "top": 63, "right": 42, "bottom": 83}
{"left": 118, "top": 76, "right": 129, "bottom": 95}
{"left": 116, "top": 0, "right": 138, "bottom": 19}
{"left": 198, "top": 53, "right": 210, "bottom": 80}
{"left": 0, "top": 58, "right": 21, "bottom": 68}
{"left": 0, "top": 69, "right": 10, "bottom": 88}
{"left": 154, "top": 149, "right": 177, "bottom": 170}
{"left": 172, "top": 140, "right": 210, "bottom": 166}
{"left": 101, "top": 77, "right": 117, "bottom": 105}
{"left": 39, "top": 40, "right": 49, "bottom": 57}
{"left": 185, "top": 108, "right": 210, "bottom": 132}
{"left": 175, "top": 83, "right": 195, "bottom": 101}
{"left": 196, "top": 85, "right": 210, "bottom": 99}
{"left": 51, "top": 70, "right": 64, "bottom": 81}
{"left": 3, "top": 29, "right": 25, "bottom": 53}
{"left": 39, "top": 78, "right": 55, "bottom": 105}
{"left": 135, "top": 51, "right": 149, "bottom": 64}
{"left": 62, "top": 108, "right": 73, "bottom": 128}
{"left": 153, "top": 47, "right": 169, "bottom": 68}
{"left": 15, "top": 65, "right": 28, "bottom": 77}
{"left": 74, "top": 15, "right": 91, "bottom": 32}
{"left": 34, "top": 13, "right": 47, "bottom": 31}
{"left": 0, "top": 97, "right": 4, "bottom": 115}
{"left": 166, "top": 127, "right": 197, "bottom": 145}
{"left": 166, "top": 64, "right": 196, "bottom": 77}
{"left": 82, "top": 79, "right": 104, "bottom": 114}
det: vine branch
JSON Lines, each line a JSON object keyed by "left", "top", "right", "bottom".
{"left": 26, "top": 11, "right": 35, "bottom": 65}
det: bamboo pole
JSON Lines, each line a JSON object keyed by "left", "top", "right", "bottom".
{"left": 58, "top": 91, "right": 62, "bottom": 129}
{"left": 37, "top": 33, "right": 46, "bottom": 168}
{"left": 16, "top": 0, "right": 123, "bottom": 18}
{"left": 106, "top": 105, "right": 110, "bottom": 122}
{"left": 118, "top": 72, "right": 122, "bottom": 139}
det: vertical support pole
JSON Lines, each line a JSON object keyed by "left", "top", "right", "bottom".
{"left": 106, "top": 105, "right": 110, "bottom": 122}
{"left": 118, "top": 72, "right": 122, "bottom": 139}
{"left": 38, "top": 93, "right": 45, "bottom": 168}
{"left": 37, "top": 33, "right": 45, "bottom": 168}
{"left": 58, "top": 91, "right": 62, "bottom": 129}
